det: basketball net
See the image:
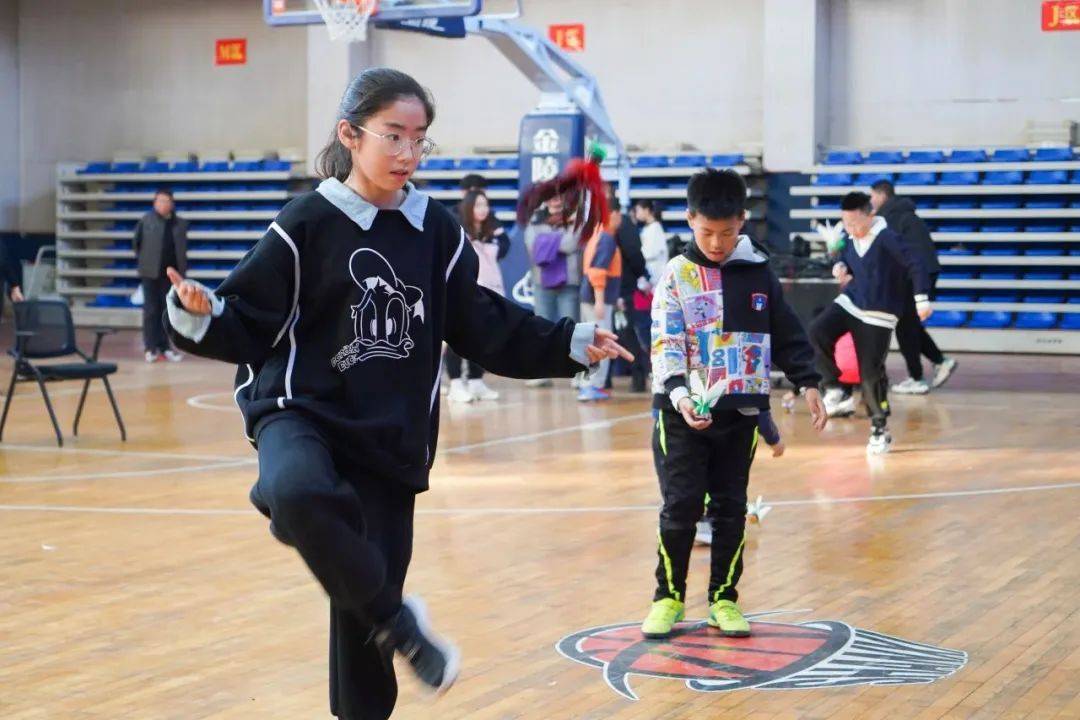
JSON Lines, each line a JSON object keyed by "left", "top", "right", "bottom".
{"left": 312, "top": 0, "right": 379, "bottom": 42}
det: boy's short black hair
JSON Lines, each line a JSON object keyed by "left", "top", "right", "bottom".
{"left": 154, "top": 188, "right": 174, "bottom": 199}
{"left": 841, "top": 191, "right": 873, "bottom": 213}
{"left": 633, "top": 199, "right": 658, "bottom": 217}
{"left": 687, "top": 168, "right": 746, "bottom": 220}
{"left": 459, "top": 173, "right": 487, "bottom": 192}
{"left": 870, "top": 179, "right": 895, "bottom": 197}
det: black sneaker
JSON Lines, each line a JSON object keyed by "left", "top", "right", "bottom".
{"left": 377, "top": 596, "right": 460, "bottom": 694}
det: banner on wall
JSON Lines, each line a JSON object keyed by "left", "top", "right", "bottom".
{"left": 215, "top": 38, "right": 247, "bottom": 65}
{"left": 549, "top": 24, "right": 586, "bottom": 51}
{"left": 1042, "top": 1, "right": 1080, "bottom": 30}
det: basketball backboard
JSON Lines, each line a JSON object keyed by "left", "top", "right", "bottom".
{"left": 264, "top": 0, "right": 483, "bottom": 26}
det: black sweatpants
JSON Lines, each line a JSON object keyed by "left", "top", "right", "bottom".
{"left": 444, "top": 346, "right": 484, "bottom": 380}
{"left": 810, "top": 303, "right": 892, "bottom": 429}
{"left": 652, "top": 409, "right": 759, "bottom": 605}
{"left": 249, "top": 412, "right": 415, "bottom": 720}
{"left": 896, "top": 273, "right": 944, "bottom": 381}
{"left": 140, "top": 277, "right": 173, "bottom": 353}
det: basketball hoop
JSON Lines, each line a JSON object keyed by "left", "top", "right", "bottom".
{"left": 312, "top": 0, "right": 380, "bottom": 42}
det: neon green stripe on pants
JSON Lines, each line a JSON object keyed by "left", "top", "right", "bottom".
{"left": 657, "top": 528, "right": 680, "bottom": 601}
{"left": 658, "top": 413, "right": 667, "bottom": 456}
{"left": 713, "top": 529, "right": 746, "bottom": 603}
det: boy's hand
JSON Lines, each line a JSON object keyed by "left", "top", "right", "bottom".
{"left": 677, "top": 397, "right": 712, "bottom": 430}
{"left": 770, "top": 440, "right": 786, "bottom": 457}
{"left": 166, "top": 267, "right": 211, "bottom": 316}
{"left": 917, "top": 301, "right": 933, "bottom": 321}
{"left": 585, "top": 327, "right": 633, "bottom": 365}
{"left": 804, "top": 387, "right": 828, "bottom": 431}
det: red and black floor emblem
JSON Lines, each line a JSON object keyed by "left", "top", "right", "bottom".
{"left": 556, "top": 614, "right": 966, "bottom": 700}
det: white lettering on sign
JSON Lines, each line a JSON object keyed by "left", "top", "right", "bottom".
{"left": 533, "top": 128, "right": 560, "bottom": 154}
{"left": 532, "top": 156, "right": 560, "bottom": 183}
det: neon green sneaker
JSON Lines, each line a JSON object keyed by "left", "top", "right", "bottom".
{"left": 641, "top": 598, "right": 685, "bottom": 639}
{"left": 708, "top": 599, "right": 750, "bottom": 637}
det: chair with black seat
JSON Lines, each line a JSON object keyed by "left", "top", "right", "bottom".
{"left": 0, "top": 299, "right": 126, "bottom": 447}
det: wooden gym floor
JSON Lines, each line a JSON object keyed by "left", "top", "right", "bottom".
{"left": 0, "top": 327, "right": 1077, "bottom": 719}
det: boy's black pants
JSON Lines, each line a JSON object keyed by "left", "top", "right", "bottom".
{"left": 809, "top": 303, "right": 892, "bottom": 429}
{"left": 652, "top": 408, "right": 759, "bottom": 605}
{"left": 249, "top": 411, "right": 415, "bottom": 720}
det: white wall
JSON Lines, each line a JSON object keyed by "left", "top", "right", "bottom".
{"left": 17, "top": 0, "right": 308, "bottom": 232}
{"left": 371, "top": 0, "right": 765, "bottom": 154}
{"left": 827, "top": 0, "right": 1080, "bottom": 148}
{"left": 0, "top": 0, "right": 18, "bottom": 231}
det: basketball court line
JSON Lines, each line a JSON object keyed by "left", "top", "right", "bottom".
{"left": 0, "top": 480, "right": 1076, "bottom": 516}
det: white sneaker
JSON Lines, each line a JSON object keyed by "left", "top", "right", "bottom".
{"left": 932, "top": 357, "right": 958, "bottom": 389}
{"left": 145, "top": 351, "right": 162, "bottom": 363}
{"left": 164, "top": 350, "right": 183, "bottom": 363}
{"left": 525, "top": 378, "right": 552, "bottom": 388}
{"left": 823, "top": 388, "right": 856, "bottom": 418}
{"left": 467, "top": 379, "right": 499, "bottom": 401}
{"left": 694, "top": 520, "right": 712, "bottom": 546}
{"left": 891, "top": 377, "right": 930, "bottom": 395}
{"left": 447, "top": 379, "right": 475, "bottom": 404}
{"left": 571, "top": 373, "right": 586, "bottom": 389}
{"left": 867, "top": 429, "right": 893, "bottom": 455}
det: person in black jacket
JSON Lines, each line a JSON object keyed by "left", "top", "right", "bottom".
{"left": 871, "top": 180, "right": 957, "bottom": 393}
{"left": 811, "top": 192, "right": 932, "bottom": 455}
{"left": 641, "top": 169, "right": 826, "bottom": 641}
{"left": 0, "top": 238, "right": 24, "bottom": 320}
{"left": 162, "top": 68, "right": 631, "bottom": 720}
{"left": 611, "top": 192, "right": 648, "bottom": 391}
{"left": 134, "top": 189, "right": 188, "bottom": 363}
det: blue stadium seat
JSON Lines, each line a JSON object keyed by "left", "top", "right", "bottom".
{"left": 1015, "top": 312, "right": 1058, "bottom": 329}
{"left": 1024, "top": 271, "right": 1064, "bottom": 280}
{"left": 991, "top": 148, "right": 1030, "bottom": 162}
{"left": 907, "top": 150, "right": 945, "bottom": 163}
{"left": 981, "top": 200, "right": 1020, "bottom": 209}
{"left": 925, "top": 311, "right": 967, "bottom": 327}
{"left": 456, "top": 158, "right": 491, "bottom": 170}
{"left": 983, "top": 171, "right": 1024, "bottom": 184}
{"left": 983, "top": 223, "right": 1020, "bottom": 232}
{"left": 1023, "top": 295, "right": 1064, "bottom": 303}
{"left": 1033, "top": 147, "right": 1074, "bottom": 161}
{"left": 138, "top": 161, "right": 167, "bottom": 173}
{"left": 232, "top": 160, "right": 265, "bottom": 172}
{"left": 80, "top": 161, "right": 111, "bottom": 174}
{"left": 420, "top": 158, "right": 454, "bottom": 170}
{"left": 1026, "top": 198, "right": 1066, "bottom": 209}
{"left": 856, "top": 172, "right": 893, "bottom": 185}
{"left": 633, "top": 180, "right": 666, "bottom": 190}
{"left": 916, "top": 200, "right": 937, "bottom": 209}
{"left": 709, "top": 153, "right": 745, "bottom": 167}
{"left": 1070, "top": 171, "right": 1080, "bottom": 184}
{"left": 1024, "top": 246, "right": 1063, "bottom": 256}
{"left": 1027, "top": 170, "right": 1068, "bottom": 184}
{"left": 1072, "top": 200, "right": 1080, "bottom": 208}
{"left": 110, "top": 161, "right": 140, "bottom": 173}
{"left": 939, "top": 271, "right": 975, "bottom": 278}
{"left": 264, "top": 159, "right": 292, "bottom": 171}
{"left": 895, "top": 172, "right": 936, "bottom": 185}
{"left": 672, "top": 155, "right": 707, "bottom": 168}
{"left": 967, "top": 311, "right": 1012, "bottom": 328}
{"left": 937, "top": 224, "right": 978, "bottom": 233}
{"left": 633, "top": 155, "right": 670, "bottom": 168}
{"left": 200, "top": 160, "right": 230, "bottom": 172}
{"left": 980, "top": 245, "right": 1019, "bottom": 255}
{"left": 1061, "top": 313, "right": 1080, "bottom": 329}
{"left": 816, "top": 199, "right": 842, "bottom": 209}
{"left": 939, "top": 247, "right": 975, "bottom": 256}
{"left": 823, "top": 151, "right": 862, "bottom": 165}
{"left": 1026, "top": 222, "right": 1067, "bottom": 232}
{"left": 937, "top": 200, "right": 976, "bottom": 209}
{"left": 980, "top": 271, "right": 1018, "bottom": 280}
{"left": 492, "top": 157, "right": 519, "bottom": 170}
{"left": 866, "top": 151, "right": 904, "bottom": 164}
{"left": 812, "top": 173, "right": 853, "bottom": 186}
{"left": 948, "top": 149, "right": 988, "bottom": 163}
{"left": 939, "top": 171, "right": 979, "bottom": 185}
{"left": 936, "top": 294, "right": 977, "bottom": 301}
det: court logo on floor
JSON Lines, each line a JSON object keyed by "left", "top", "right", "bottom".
{"left": 556, "top": 615, "right": 966, "bottom": 700}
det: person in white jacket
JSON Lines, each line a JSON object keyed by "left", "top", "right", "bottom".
{"left": 634, "top": 200, "right": 669, "bottom": 292}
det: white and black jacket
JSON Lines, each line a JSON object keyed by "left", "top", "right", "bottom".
{"left": 166, "top": 179, "right": 593, "bottom": 491}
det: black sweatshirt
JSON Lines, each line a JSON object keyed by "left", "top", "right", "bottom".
{"left": 166, "top": 179, "right": 589, "bottom": 490}
{"left": 651, "top": 237, "right": 821, "bottom": 412}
